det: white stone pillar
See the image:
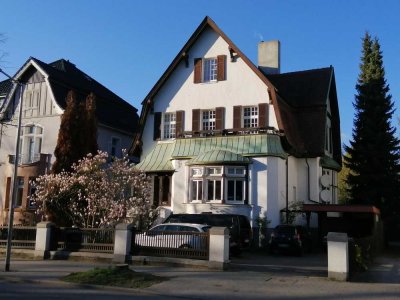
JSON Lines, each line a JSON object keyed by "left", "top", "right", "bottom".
{"left": 34, "top": 221, "right": 55, "bottom": 259}
{"left": 113, "top": 223, "right": 134, "bottom": 263}
{"left": 209, "top": 227, "right": 230, "bottom": 270}
{"left": 327, "top": 232, "right": 349, "bottom": 281}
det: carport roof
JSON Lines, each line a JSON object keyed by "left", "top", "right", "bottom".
{"left": 303, "top": 204, "right": 380, "bottom": 215}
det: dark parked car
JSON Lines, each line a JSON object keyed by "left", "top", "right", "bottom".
{"left": 164, "top": 213, "right": 252, "bottom": 254}
{"left": 268, "top": 225, "right": 312, "bottom": 256}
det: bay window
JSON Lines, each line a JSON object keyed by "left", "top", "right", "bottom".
{"left": 189, "top": 166, "right": 246, "bottom": 204}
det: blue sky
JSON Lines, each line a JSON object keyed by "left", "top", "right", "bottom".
{"left": 0, "top": 0, "right": 399, "bottom": 147}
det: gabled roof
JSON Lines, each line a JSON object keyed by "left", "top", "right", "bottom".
{"left": 131, "top": 16, "right": 278, "bottom": 154}
{"left": 3, "top": 57, "right": 138, "bottom": 135}
{"left": 0, "top": 79, "right": 12, "bottom": 96}
{"left": 29, "top": 58, "right": 138, "bottom": 134}
{"left": 265, "top": 67, "right": 342, "bottom": 165}
{"left": 0, "top": 79, "right": 13, "bottom": 111}
{"left": 131, "top": 16, "right": 341, "bottom": 168}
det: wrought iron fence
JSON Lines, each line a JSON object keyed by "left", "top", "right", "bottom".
{"left": 132, "top": 230, "right": 209, "bottom": 260}
{"left": 0, "top": 226, "right": 36, "bottom": 249}
{"left": 55, "top": 227, "right": 114, "bottom": 253}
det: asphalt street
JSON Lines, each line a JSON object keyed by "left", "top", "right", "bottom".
{"left": 0, "top": 251, "right": 398, "bottom": 300}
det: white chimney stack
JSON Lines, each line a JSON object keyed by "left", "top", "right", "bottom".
{"left": 258, "top": 40, "right": 280, "bottom": 74}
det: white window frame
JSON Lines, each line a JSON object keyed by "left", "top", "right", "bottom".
{"left": 243, "top": 106, "right": 258, "bottom": 128}
{"left": 225, "top": 166, "right": 246, "bottom": 204}
{"left": 162, "top": 112, "right": 176, "bottom": 139}
{"left": 203, "top": 58, "right": 217, "bottom": 82}
{"left": 189, "top": 166, "right": 246, "bottom": 204}
{"left": 201, "top": 109, "right": 216, "bottom": 131}
{"left": 19, "top": 124, "right": 43, "bottom": 164}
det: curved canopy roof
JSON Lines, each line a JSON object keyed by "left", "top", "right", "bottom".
{"left": 186, "top": 150, "right": 250, "bottom": 166}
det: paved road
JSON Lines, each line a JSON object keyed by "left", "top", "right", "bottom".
{"left": 0, "top": 251, "right": 398, "bottom": 300}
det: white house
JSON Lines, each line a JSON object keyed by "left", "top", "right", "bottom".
{"left": 0, "top": 57, "right": 139, "bottom": 225}
{"left": 131, "top": 17, "right": 342, "bottom": 237}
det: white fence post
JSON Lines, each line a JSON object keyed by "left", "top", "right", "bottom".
{"left": 34, "top": 222, "right": 55, "bottom": 259}
{"left": 113, "top": 223, "right": 134, "bottom": 264}
{"left": 327, "top": 232, "right": 349, "bottom": 281}
{"left": 208, "top": 227, "right": 230, "bottom": 270}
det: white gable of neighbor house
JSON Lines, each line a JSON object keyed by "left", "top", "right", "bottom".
{"left": 0, "top": 60, "right": 137, "bottom": 224}
{"left": 141, "top": 27, "right": 279, "bottom": 157}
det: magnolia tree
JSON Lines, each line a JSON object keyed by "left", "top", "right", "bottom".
{"left": 32, "top": 151, "right": 155, "bottom": 228}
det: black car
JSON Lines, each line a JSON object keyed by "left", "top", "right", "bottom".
{"left": 268, "top": 225, "right": 312, "bottom": 256}
{"left": 164, "top": 213, "right": 252, "bottom": 254}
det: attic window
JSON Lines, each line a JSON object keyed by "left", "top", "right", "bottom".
{"left": 203, "top": 58, "right": 217, "bottom": 82}
{"left": 194, "top": 55, "right": 226, "bottom": 83}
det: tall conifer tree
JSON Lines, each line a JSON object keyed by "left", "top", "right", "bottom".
{"left": 52, "top": 90, "right": 84, "bottom": 173}
{"left": 344, "top": 33, "right": 400, "bottom": 219}
{"left": 52, "top": 91, "right": 98, "bottom": 173}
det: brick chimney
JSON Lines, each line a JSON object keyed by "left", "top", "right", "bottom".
{"left": 258, "top": 40, "right": 280, "bottom": 75}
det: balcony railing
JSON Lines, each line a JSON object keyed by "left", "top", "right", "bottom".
{"left": 8, "top": 153, "right": 45, "bottom": 165}
{"left": 179, "top": 126, "right": 283, "bottom": 139}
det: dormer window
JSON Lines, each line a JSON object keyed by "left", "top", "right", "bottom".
{"left": 194, "top": 55, "right": 226, "bottom": 84}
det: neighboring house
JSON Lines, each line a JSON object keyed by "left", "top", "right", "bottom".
{"left": 131, "top": 16, "right": 341, "bottom": 240}
{"left": 0, "top": 57, "right": 139, "bottom": 225}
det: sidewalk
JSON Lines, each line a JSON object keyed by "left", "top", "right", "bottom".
{"left": 0, "top": 256, "right": 399, "bottom": 300}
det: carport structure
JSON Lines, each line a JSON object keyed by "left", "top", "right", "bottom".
{"left": 302, "top": 204, "right": 382, "bottom": 246}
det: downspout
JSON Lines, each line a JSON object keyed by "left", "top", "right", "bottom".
{"left": 285, "top": 155, "right": 289, "bottom": 224}
{"left": 305, "top": 158, "right": 319, "bottom": 204}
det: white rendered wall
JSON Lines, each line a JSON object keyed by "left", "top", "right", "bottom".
{"left": 141, "top": 27, "right": 278, "bottom": 157}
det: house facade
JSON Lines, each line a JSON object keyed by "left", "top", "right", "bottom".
{"left": 132, "top": 17, "right": 342, "bottom": 235}
{"left": 0, "top": 58, "right": 139, "bottom": 225}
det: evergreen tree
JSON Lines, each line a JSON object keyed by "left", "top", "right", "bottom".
{"left": 344, "top": 33, "right": 400, "bottom": 219}
{"left": 52, "top": 90, "right": 84, "bottom": 173}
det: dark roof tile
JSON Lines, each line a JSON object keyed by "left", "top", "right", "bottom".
{"left": 32, "top": 58, "right": 138, "bottom": 134}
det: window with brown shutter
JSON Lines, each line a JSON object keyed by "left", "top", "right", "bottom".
{"left": 176, "top": 110, "right": 185, "bottom": 138}
{"left": 153, "top": 112, "right": 162, "bottom": 140}
{"left": 258, "top": 103, "right": 269, "bottom": 127}
{"left": 215, "top": 107, "right": 225, "bottom": 130}
{"left": 217, "top": 55, "right": 226, "bottom": 81}
{"left": 192, "top": 109, "right": 200, "bottom": 132}
{"left": 233, "top": 106, "right": 242, "bottom": 129}
{"left": 194, "top": 58, "right": 202, "bottom": 84}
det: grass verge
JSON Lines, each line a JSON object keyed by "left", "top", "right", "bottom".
{"left": 62, "top": 266, "right": 166, "bottom": 289}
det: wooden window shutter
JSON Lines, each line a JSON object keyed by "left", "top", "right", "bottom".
{"left": 192, "top": 109, "right": 200, "bottom": 132}
{"left": 194, "top": 58, "right": 202, "bottom": 83}
{"left": 215, "top": 107, "right": 225, "bottom": 130}
{"left": 217, "top": 55, "right": 226, "bottom": 81}
{"left": 233, "top": 106, "right": 242, "bottom": 129}
{"left": 153, "top": 112, "right": 162, "bottom": 140}
{"left": 176, "top": 110, "right": 184, "bottom": 138}
{"left": 258, "top": 103, "right": 269, "bottom": 127}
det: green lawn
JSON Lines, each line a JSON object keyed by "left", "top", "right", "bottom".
{"left": 62, "top": 266, "right": 166, "bottom": 289}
